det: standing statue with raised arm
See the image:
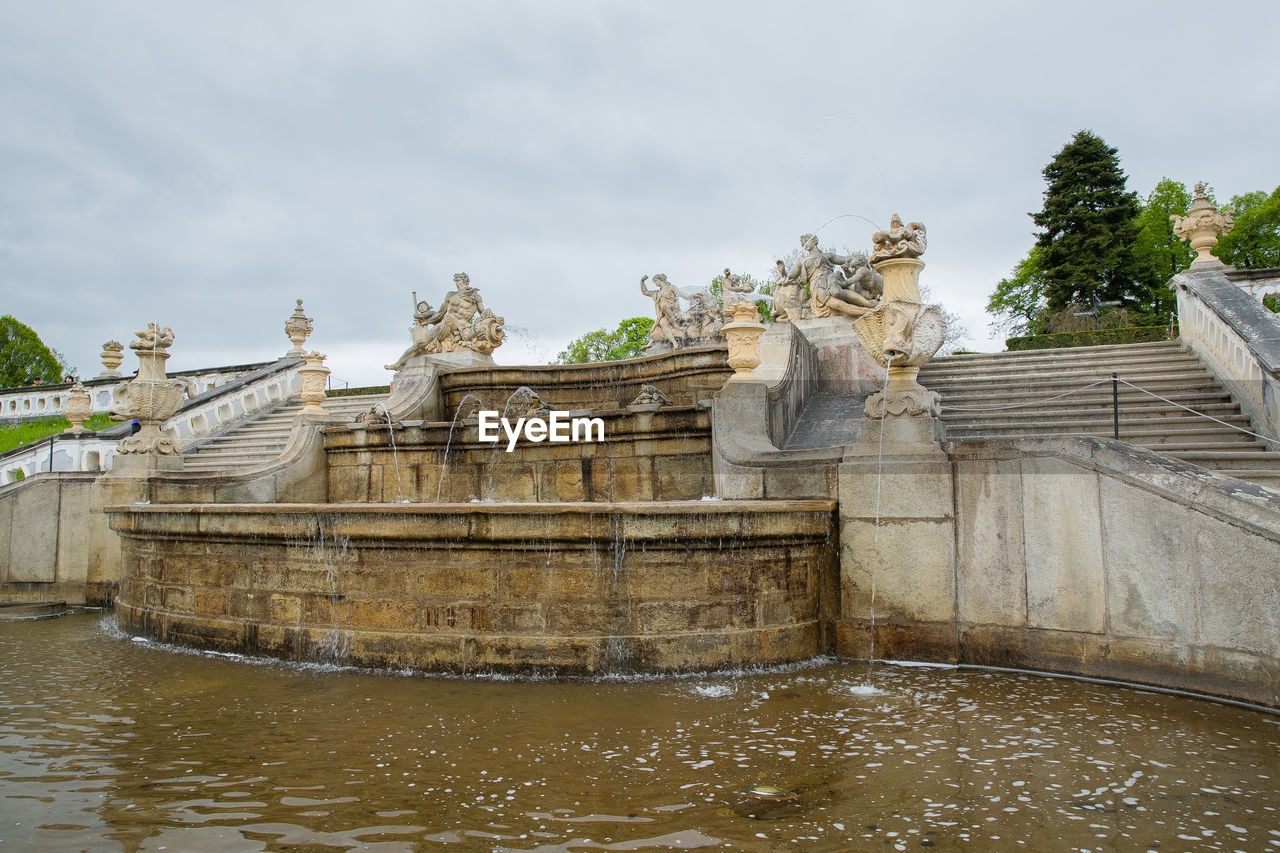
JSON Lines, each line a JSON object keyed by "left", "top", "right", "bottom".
{"left": 641, "top": 274, "right": 685, "bottom": 348}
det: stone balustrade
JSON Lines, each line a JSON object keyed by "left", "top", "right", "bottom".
{"left": 1172, "top": 268, "right": 1280, "bottom": 441}
{"left": 0, "top": 357, "right": 304, "bottom": 482}
{"left": 0, "top": 361, "right": 276, "bottom": 425}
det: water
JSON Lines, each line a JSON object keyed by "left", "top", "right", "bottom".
{"left": 436, "top": 393, "right": 484, "bottom": 503}
{"left": 375, "top": 401, "right": 409, "bottom": 503}
{"left": 3, "top": 614, "right": 1278, "bottom": 852}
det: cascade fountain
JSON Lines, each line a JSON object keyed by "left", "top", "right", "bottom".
{"left": 12, "top": 213, "right": 1276, "bottom": 850}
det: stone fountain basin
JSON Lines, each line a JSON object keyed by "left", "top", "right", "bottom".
{"left": 107, "top": 501, "right": 837, "bottom": 675}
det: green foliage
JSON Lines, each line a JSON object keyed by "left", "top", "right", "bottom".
{"left": 1263, "top": 293, "right": 1279, "bottom": 313}
{"left": 1133, "top": 178, "right": 1197, "bottom": 323}
{"left": 987, "top": 247, "right": 1048, "bottom": 336}
{"left": 1032, "top": 130, "right": 1146, "bottom": 310}
{"left": 1216, "top": 185, "right": 1280, "bottom": 269}
{"left": 0, "top": 413, "right": 112, "bottom": 454}
{"left": 0, "top": 316, "right": 70, "bottom": 388}
{"left": 555, "top": 317, "right": 654, "bottom": 364}
{"left": 1006, "top": 325, "right": 1176, "bottom": 352}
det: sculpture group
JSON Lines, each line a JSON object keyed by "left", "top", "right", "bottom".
{"left": 387, "top": 272, "right": 506, "bottom": 371}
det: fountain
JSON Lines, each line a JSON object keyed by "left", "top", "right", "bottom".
{"left": 3, "top": 213, "right": 1276, "bottom": 851}
{"left": 97, "top": 230, "right": 1279, "bottom": 709}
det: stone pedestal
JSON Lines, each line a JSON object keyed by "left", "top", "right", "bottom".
{"left": 297, "top": 352, "right": 330, "bottom": 417}
{"left": 385, "top": 351, "right": 495, "bottom": 422}
{"left": 722, "top": 303, "right": 766, "bottom": 381}
{"left": 836, "top": 421, "right": 957, "bottom": 664}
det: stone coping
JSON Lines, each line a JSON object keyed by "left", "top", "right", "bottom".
{"left": 108, "top": 499, "right": 837, "bottom": 518}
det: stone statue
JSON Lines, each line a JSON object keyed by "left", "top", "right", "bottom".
{"left": 721, "top": 268, "right": 758, "bottom": 315}
{"left": 687, "top": 289, "right": 724, "bottom": 340}
{"left": 776, "top": 234, "right": 880, "bottom": 319}
{"left": 641, "top": 274, "right": 686, "bottom": 348}
{"left": 386, "top": 272, "right": 505, "bottom": 371}
{"left": 629, "top": 384, "right": 670, "bottom": 407}
{"left": 870, "top": 214, "right": 927, "bottom": 263}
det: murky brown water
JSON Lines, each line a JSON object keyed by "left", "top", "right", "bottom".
{"left": 1, "top": 613, "right": 1277, "bottom": 852}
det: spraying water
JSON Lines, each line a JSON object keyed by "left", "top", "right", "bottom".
{"left": 375, "top": 402, "right": 409, "bottom": 503}
{"left": 435, "top": 393, "right": 484, "bottom": 503}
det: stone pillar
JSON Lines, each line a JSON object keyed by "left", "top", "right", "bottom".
{"left": 107, "top": 324, "right": 185, "bottom": 475}
{"left": 836, "top": 426, "right": 957, "bottom": 664}
{"left": 284, "top": 299, "right": 314, "bottom": 357}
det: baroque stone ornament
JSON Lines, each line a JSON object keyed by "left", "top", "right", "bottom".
{"left": 640, "top": 274, "right": 725, "bottom": 349}
{"left": 387, "top": 273, "right": 505, "bottom": 371}
{"left": 284, "top": 299, "right": 314, "bottom": 357}
{"left": 63, "top": 381, "right": 92, "bottom": 432}
{"left": 98, "top": 340, "right": 124, "bottom": 378}
{"left": 109, "top": 324, "right": 186, "bottom": 455}
{"left": 720, "top": 268, "right": 757, "bottom": 315}
{"left": 629, "top": 384, "right": 670, "bottom": 408}
{"left": 722, "top": 302, "right": 766, "bottom": 381}
{"left": 297, "top": 351, "right": 330, "bottom": 416}
{"left": 853, "top": 216, "right": 946, "bottom": 419}
{"left": 1171, "top": 183, "right": 1235, "bottom": 270}
{"left": 775, "top": 234, "right": 881, "bottom": 319}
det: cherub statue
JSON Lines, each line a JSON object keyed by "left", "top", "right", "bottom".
{"left": 721, "top": 267, "right": 757, "bottom": 315}
{"left": 870, "top": 214, "right": 927, "bottom": 263}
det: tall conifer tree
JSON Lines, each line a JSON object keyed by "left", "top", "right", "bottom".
{"left": 1032, "top": 130, "right": 1145, "bottom": 310}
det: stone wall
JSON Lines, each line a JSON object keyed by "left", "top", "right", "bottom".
{"left": 109, "top": 501, "right": 838, "bottom": 675}
{"left": 438, "top": 347, "right": 732, "bottom": 414}
{"left": 838, "top": 434, "right": 1280, "bottom": 708}
{"left": 325, "top": 406, "right": 713, "bottom": 503}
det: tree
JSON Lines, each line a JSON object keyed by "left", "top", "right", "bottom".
{"left": 1216, "top": 185, "right": 1280, "bottom": 269}
{"left": 554, "top": 317, "right": 654, "bottom": 364}
{"left": 1133, "top": 178, "right": 1197, "bottom": 322}
{"left": 0, "top": 316, "right": 70, "bottom": 388}
{"left": 986, "top": 247, "right": 1049, "bottom": 336}
{"left": 1032, "top": 130, "right": 1146, "bottom": 310}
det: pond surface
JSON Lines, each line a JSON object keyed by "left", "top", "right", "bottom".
{"left": 1, "top": 613, "right": 1277, "bottom": 852}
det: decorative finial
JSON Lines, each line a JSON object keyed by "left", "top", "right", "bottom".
{"left": 285, "top": 299, "right": 314, "bottom": 357}
{"left": 1171, "top": 184, "right": 1234, "bottom": 270}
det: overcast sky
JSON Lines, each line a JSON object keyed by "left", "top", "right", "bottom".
{"left": 2, "top": 1, "right": 1277, "bottom": 386}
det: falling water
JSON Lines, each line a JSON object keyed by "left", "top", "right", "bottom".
{"left": 485, "top": 387, "right": 540, "bottom": 500}
{"left": 868, "top": 354, "right": 893, "bottom": 681}
{"left": 435, "top": 393, "right": 484, "bottom": 503}
{"left": 375, "top": 402, "right": 409, "bottom": 503}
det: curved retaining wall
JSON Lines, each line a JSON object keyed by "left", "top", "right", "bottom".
{"left": 439, "top": 347, "right": 732, "bottom": 412}
{"left": 108, "top": 501, "right": 837, "bottom": 675}
{"left": 837, "top": 435, "right": 1280, "bottom": 709}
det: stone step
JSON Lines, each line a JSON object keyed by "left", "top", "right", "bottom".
{"left": 922, "top": 367, "right": 1215, "bottom": 391}
{"left": 921, "top": 353, "right": 1202, "bottom": 378}
{"left": 927, "top": 341, "right": 1185, "bottom": 367}
{"left": 941, "top": 401, "right": 1243, "bottom": 423}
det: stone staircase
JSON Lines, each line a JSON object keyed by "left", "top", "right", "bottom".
{"left": 181, "top": 394, "right": 386, "bottom": 472}
{"left": 918, "top": 341, "right": 1280, "bottom": 489}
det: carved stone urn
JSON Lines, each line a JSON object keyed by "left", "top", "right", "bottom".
{"left": 285, "top": 299, "right": 314, "bottom": 357}
{"left": 722, "top": 302, "right": 766, "bottom": 381}
{"left": 97, "top": 341, "right": 124, "bottom": 378}
{"left": 110, "top": 324, "right": 185, "bottom": 455}
{"left": 297, "top": 351, "right": 330, "bottom": 416}
{"left": 1171, "top": 183, "right": 1234, "bottom": 270}
{"left": 853, "top": 216, "right": 945, "bottom": 418}
{"left": 63, "top": 381, "right": 92, "bottom": 432}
